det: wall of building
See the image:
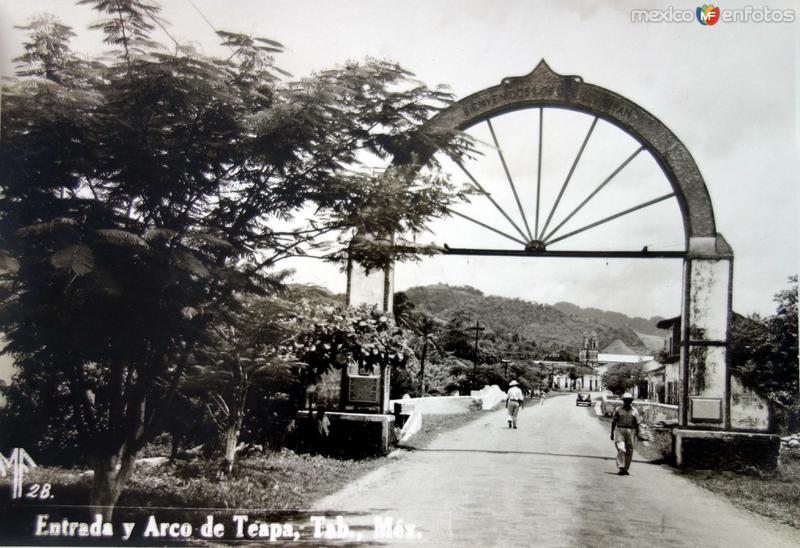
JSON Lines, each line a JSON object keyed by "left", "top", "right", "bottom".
{"left": 730, "top": 376, "right": 770, "bottom": 432}
{"left": 601, "top": 398, "right": 679, "bottom": 424}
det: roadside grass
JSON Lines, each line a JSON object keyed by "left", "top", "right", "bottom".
{"left": 1, "top": 449, "right": 384, "bottom": 515}
{"left": 1, "top": 405, "right": 498, "bottom": 520}
{"left": 682, "top": 453, "right": 800, "bottom": 529}
{"left": 126, "top": 450, "right": 386, "bottom": 511}
{"left": 399, "top": 411, "right": 489, "bottom": 450}
{"left": 400, "top": 398, "right": 539, "bottom": 450}
{"left": 0, "top": 403, "right": 504, "bottom": 546}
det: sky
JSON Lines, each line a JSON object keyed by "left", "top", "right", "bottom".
{"left": 1, "top": 0, "right": 797, "bottom": 320}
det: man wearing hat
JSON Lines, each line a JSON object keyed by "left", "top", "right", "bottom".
{"left": 610, "top": 392, "right": 641, "bottom": 475}
{"left": 506, "top": 380, "right": 524, "bottom": 429}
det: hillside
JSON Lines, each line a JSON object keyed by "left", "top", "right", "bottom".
{"left": 402, "top": 284, "right": 659, "bottom": 354}
{"left": 552, "top": 302, "right": 666, "bottom": 336}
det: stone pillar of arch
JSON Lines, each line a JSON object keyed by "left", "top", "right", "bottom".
{"left": 346, "top": 259, "right": 394, "bottom": 313}
{"left": 681, "top": 235, "right": 733, "bottom": 429}
{"left": 346, "top": 256, "right": 393, "bottom": 413}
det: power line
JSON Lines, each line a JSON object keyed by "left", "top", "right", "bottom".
{"left": 145, "top": 11, "right": 180, "bottom": 52}
{"left": 187, "top": 0, "right": 239, "bottom": 57}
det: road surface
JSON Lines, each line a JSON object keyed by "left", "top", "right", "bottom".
{"left": 310, "top": 393, "right": 800, "bottom": 547}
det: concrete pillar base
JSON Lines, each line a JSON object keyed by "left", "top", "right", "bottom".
{"left": 297, "top": 411, "right": 395, "bottom": 456}
{"left": 675, "top": 429, "right": 780, "bottom": 470}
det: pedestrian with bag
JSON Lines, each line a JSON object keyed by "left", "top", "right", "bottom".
{"left": 610, "top": 392, "right": 642, "bottom": 475}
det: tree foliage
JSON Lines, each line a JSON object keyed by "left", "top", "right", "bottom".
{"left": 731, "top": 275, "right": 799, "bottom": 432}
{"left": 0, "top": 1, "right": 467, "bottom": 516}
{"left": 602, "top": 363, "right": 645, "bottom": 395}
{"left": 293, "top": 305, "right": 411, "bottom": 385}
{"left": 182, "top": 294, "right": 298, "bottom": 475}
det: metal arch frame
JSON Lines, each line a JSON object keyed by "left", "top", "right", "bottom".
{"left": 412, "top": 59, "right": 724, "bottom": 252}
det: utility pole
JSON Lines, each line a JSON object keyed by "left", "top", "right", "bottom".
{"left": 501, "top": 358, "right": 511, "bottom": 379}
{"left": 469, "top": 320, "right": 485, "bottom": 390}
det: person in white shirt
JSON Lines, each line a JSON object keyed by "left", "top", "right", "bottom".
{"left": 610, "top": 393, "right": 642, "bottom": 475}
{"left": 506, "top": 380, "right": 525, "bottom": 429}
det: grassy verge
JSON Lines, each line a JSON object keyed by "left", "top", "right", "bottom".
{"left": 681, "top": 453, "right": 800, "bottom": 529}
{"left": 0, "top": 406, "right": 501, "bottom": 544}
{"left": 0, "top": 405, "right": 494, "bottom": 519}
{"left": 399, "top": 400, "right": 528, "bottom": 450}
{"left": 0, "top": 449, "right": 388, "bottom": 544}
{"left": 1, "top": 449, "right": 384, "bottom": 513}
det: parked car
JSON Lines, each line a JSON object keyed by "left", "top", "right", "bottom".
{"left": 575, "top": 392, "right": 592, "bottom": 406}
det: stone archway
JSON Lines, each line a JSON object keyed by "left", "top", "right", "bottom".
{"left": 348, "top": 61, "right": 776, "bottom": 467}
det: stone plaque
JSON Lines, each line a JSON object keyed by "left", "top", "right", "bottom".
{"left": 348, "top": 375, "right": 380, "bottom": 404}
{"left": 690, "top": 397, "right": 723, "bottom": 423}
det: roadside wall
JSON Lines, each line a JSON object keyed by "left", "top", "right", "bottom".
{"left": 390, "top": 396, "right": 482, "bottom": 415}
{"left": 470, "top": 385, "right": 507, "bottom": 410}
{"left": 601, "top": 399, "right": 679, "bottom": 424}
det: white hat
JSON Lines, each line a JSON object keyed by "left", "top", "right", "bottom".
{"left": 622, "top": 392, "right": 634, "bottom": 400}
{"left": 509, "top": 380, "right": 519, "bottom": 387}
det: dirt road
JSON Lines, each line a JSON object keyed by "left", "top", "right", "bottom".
{"left": 310, "top": 393, "right": 800, "bottom": 547}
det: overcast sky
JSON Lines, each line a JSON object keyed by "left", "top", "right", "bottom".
{"left": 1, "top": 0, "right": 797, "bottom": 319}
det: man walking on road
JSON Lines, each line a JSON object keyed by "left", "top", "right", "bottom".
{"left": 610, "top": 392, "right": 641, "bottom": 475}
{"left": 506, "top": 380, "right": 524, "bottom": 429}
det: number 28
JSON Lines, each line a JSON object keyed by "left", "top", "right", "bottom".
{"left": 25, "top": 483, "right": 52, "bottom": 499}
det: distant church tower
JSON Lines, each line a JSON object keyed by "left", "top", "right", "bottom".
{"left": 579, "top": 331, "right": 598, "bottom": 364}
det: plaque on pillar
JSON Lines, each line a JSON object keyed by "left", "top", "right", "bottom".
{"left": 690, "top": 397, "right": 723, "bottom": 423}
{"left": 347, "top": 375, "right": 381, "bottom": 404}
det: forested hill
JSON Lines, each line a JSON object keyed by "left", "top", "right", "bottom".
{"left": 552, "top": 302, "right": 666, "bottom": 337}
{"left": 401, "top": 284, "right": 662, "bottom": 354}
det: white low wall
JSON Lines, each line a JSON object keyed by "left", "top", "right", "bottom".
{"left": 390, "top": 395, "right": 482, "bottom": 415}
{"left": 470, "top": 385, "right": 507, "bottom": 410}
{"left": 398, "top": 411, "right": 422, "bottom": 443}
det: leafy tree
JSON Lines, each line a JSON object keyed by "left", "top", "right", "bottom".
{"left": 602, "top": 363, "right": 644, "bottom": 395}
{"left": 0, "top": 2, "right": 466, "bottom": 517}
{"left": 394, "top": 291, "right": 446, "bottom": 395}
{"left": 293, "top": 305, "right": 411, "bottom": 403}
{"left": 12, "top": 14, "right": 78, "bottom": 82}
{"left": 0, "top": 359, "right": 82, "bottom": 465}
{"left": 183, "top": 295, "right": 298, "bottom": 476}
{"left": 732, "top": 275, "right": 798, "bottom": 432}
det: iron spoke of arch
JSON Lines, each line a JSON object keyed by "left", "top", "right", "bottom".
{"left": 540, "top": 116, "right": 598, "bottom": 239}
{"left": 545, "top": 192, "right": 676, "bottom": 246}
{"left": 535, "top": 108, "right": 543, "bottom": 239}
{"left": 543, "top": 145, "right": 645, "bottom": 242}
{"left": 446, "top": 208, "right": 528, "bottom": 246}
{"left": 486, "top": 119, "right": 533, "bottom": 241}
{"left": 452, "top": 158, "right": 530, "bottom": 242}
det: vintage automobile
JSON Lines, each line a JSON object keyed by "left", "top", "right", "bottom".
{"left": 575, "top": 392, "right": 592, "bottom": 407}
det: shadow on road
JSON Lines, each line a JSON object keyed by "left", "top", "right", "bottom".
{"left": 399, "top": 446, "right": 664, "bottom": 465}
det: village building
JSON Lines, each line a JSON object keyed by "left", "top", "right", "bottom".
{"left": 577, "top": 333, "right": 656, "bottom": 393}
